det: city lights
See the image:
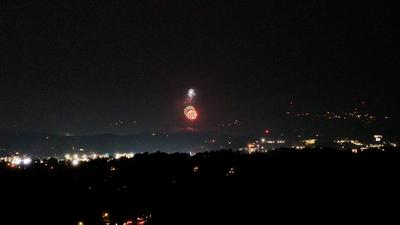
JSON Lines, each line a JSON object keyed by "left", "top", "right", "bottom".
{"left": 72, "top": 160, "right": 79, "bottom": 166}
{"left": 13, "top": 158, "right": 22, "bottom": 165}
{"left": 0, "top": 3, "right": 398, "bottom": 224}
{"left": 115, "top": 152, "right": 135, "bottom": 159}
{"left": 22, "top": 158, "right": 32, "bottom": 165}
{"left": 303, "top": 139, "right": 317, "bottom": 146}
{"left": 374, "top": 135, "right": 383, "bottom": 142}
{"left": 247, "top": 143, "right": 257, "bottom": 153}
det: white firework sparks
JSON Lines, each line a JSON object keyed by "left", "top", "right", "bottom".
{"left": 187, "top": 88, "right": 196, "bottom": 100}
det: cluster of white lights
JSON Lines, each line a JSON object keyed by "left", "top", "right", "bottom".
{"left": 1, "top": 156, "right": 32, "bottom": 166}
{"left": 188, "top": 88, "right": 196, "bottom": 98}
{"left": 64, "top": 153, "right": 111, "bottom": 166}
{"left": 72, "top": 160, "right": 80, "bottom": 166}
{"left": 64, "top": 153, "right": 90, "bottom": 166}
{"left": 115, "top": 153, "right": 135, "bottom": 159}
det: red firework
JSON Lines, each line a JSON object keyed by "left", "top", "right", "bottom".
{"left": 184, "top": 105, "right": 198, "bottom": 120}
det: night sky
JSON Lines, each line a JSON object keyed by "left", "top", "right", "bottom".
{"left": 1, "top": 1, "right": 399, "bottom": 135}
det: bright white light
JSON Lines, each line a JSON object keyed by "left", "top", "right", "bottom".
{"left": 374, "top": 135, "right": 383, "bottom": 142}
{"left": 100, "top": 153, "right": 110, "bottom": 158}
{"left": 187, "top": 88, "right": 196, "bottom": 99}
{"left": 65, "top": 154, "right": 71, "bottom": 160}
{"left": 23, "top": 158, "right": 32, "bottom": 165}
{"left": 13, "top": 158, "right": 22, "bottom": 165}
{"left": 72, "top": 160, "right": 79, "bottom": 166}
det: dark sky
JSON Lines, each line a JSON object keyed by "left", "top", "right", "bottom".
{"left": 1, "top": 1, "right": 399, "bottom": 135}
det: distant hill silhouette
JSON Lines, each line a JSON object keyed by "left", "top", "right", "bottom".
{"left": 0, "top": 131, "right": 252, "bottom": 156}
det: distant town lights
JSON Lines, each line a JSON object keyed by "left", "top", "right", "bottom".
{"left": 303, "top": 139, "right": 317, "bottom": 146}
{"left": 72, "top": 160, "right": 79, "bottom": 166}
{"left": 13, "top": 158, "right": 22, "bottom": 165}
{"left": 22, "top": 158, "right": 32, "bottom": 165}
{"left": 374, "top": 135, "right": 383, "bottom": 142}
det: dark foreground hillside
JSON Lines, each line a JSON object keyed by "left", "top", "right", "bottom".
{"left": 1, "top": 148, "right": 400, "bottom": 225}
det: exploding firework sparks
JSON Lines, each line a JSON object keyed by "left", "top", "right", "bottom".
{"left": 187, "top": 89, "right": 196, "bottom": 99}
{"left": 184, "top": 105, "right": 198, "bottom": 120}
